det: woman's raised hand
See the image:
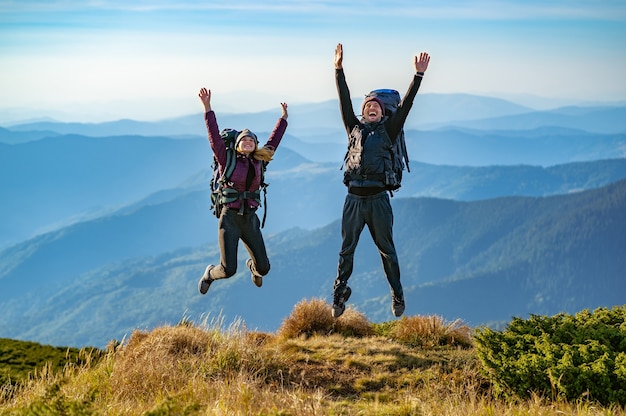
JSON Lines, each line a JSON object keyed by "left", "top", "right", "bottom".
{"left": 280, "top": 102, "right": 288, "bottom": 120}
{"left": 198, "top": 88, "right": 211, "bottom": 112}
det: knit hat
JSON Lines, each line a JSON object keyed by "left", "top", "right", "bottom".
{"left": 235, "top": 129, "right": 258, "bottom": 148}
{"left": 361, "top": 96, "right": 385, "bottom": 116}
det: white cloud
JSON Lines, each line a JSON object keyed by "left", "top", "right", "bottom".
{"left": 1, "top": 0, "right": 625, "bottom": 122}
{"left": 2, "top": 0, "right": 625, "bottom": 20}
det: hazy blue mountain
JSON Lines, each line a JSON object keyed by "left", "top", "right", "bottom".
{"left": 2, "top": 111, "right": 625, "bottom": 249}
{"left": 403, "top": 159, "right": 626, "bottom": 199}
{"left": 0, "top": 126, "right": 60, "bottom": 144}
{"left": 3, "top": 124, "right": 626, "bottom": 249}
{"left": 2, "top": 128, "right": 626, "bottom": 251}
{"left": 271, "top": 93, "right": 533, "bottom": 137}
{"left": 435, "top": 106, "right": 626, "bottom": 134}
{"left": 405, "top": 127, "right": 626, "bottom": 167}
{"left": 289, "top": 125, "right": 626, "bottom": 166}
{"left": 5, "top": 97, "right": 624, "bottom": 141}
{"left": 4, "top": 158, "right": 626, "bottom": 300}
{"left": 0, "top": 133, "right": 310, "bottom": 248}
{"left": 277, "top": 133, "right": 345, "bottom": 162}
{"left": 1, "top": 179, "right": 623, "bottom": 348}
{"left": 0, "top": 134, "right": 212, "bottom": 247}
{"left": 2, "top": 118, "right": 202, "bottom": 141}
{"left": 3, "top": 100, "right": 625, "bottom": 172}
{"left": 4, "top": 93, "right": 534, "bottom": 139}
{"left": 2, "top": 96, "right": 625, "bottom": 348}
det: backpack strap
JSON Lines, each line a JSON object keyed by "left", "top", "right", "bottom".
{"left": 220, "top": 147, "right": 237, "bottom": 185}
{"left": 345, "top": 172, "right": 386, "bottom": 181}
{"left": 215, "top": 186, "right": 269, "bottom": 227}
{"left": 260, "top": 160, "right": 269, "bottom": 228}
{"left": 216, "top": 188, "right": 262, "bottom": 206}
{"left": 260, "top": 184, "right": 268, "bottom": 228}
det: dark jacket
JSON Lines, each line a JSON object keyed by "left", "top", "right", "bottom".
{"left": 335, "top": 68, "right": 422, "bottom": 191}
{"left": 204, "top": 111, "right": 288, "bottom": 210}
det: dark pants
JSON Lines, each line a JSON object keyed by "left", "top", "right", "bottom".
{"left": 209, "top": 207, "right": 270, "bottom": 280}
{"left": 334, "top": 191, "right": 403, "bottom": 297}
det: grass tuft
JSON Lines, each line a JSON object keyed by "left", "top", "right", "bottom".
{"left": 277, "top": 298, "right": 373, "bottom": 339}
{"left": 390, "top": 315, "right": 473, "bottom": 349}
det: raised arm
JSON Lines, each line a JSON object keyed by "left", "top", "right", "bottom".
{"left": 334, "top": 43, "right": 359, "bottom": 131}
{"left": 198, "top": 87, "right": 228, "bottom": 166}
{"left": 263, "top": 102, "right": 289, "bottom": 152}
{"left": 386, "top": 52, "right": 431, "bottom": 139}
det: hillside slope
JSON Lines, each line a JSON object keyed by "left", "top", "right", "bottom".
{"left": 1, "top": 180, "right": 624, "bottom": 347}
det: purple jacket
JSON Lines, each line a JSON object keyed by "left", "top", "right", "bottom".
{"left": 204, "top": 111, "right": 288, "bottom": 210}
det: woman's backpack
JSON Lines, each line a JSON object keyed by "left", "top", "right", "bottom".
{"left": 210, "top": 128, "right": 269, "bottom": 227}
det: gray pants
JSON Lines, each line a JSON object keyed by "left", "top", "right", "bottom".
{"left": 334, "top": 191, "right": 402, "bottom": 297}
{"left": 209, "top": 207, "right": 269, "bottom": 280}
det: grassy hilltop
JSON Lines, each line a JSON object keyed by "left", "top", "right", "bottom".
{"left": 1, "top": 300, "right": 625, "bottom": 415}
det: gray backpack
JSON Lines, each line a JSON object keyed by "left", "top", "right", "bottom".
{"left": 364, "top": 89, "right": 410, "bottom": 193}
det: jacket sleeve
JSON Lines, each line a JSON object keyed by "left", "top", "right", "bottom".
{"left": 264, "top": 117, "right": 288, "bottom": 150}
{"left": 336, "top": 68, "right": 360, "bottom": 133}
{"left": 204, "top": 111, "right": 227, "bottom": 168}
{"left": 386, "top": 74, "right": 423, "bottom": 140}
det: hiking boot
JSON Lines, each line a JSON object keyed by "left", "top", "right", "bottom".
{"left": 392, "top": 294, "right": 405, "bottom": 317}
{"left": 332, "top": 286, "right": 352, "bottom": 318}
{"left": 247, "top": 259, "right": 262, "bottom": 287}
{"left": 198, "top": 265, "right": 214, "bottom": 295}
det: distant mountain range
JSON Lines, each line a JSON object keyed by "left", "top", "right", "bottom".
{"left": 1, "top": 93, "right": 529, "bottom": 138}
{"left": 2, "top": 95, "right": 625, "bottom": 248}
{"left": 4, "top": 94, "right": 626, "bottom": 141}
{"left": 2, "top": 129, "right": 626, "bottom": 249}
{"left": 0, "top": 94, "right": 624, "bottom": 348}
{"left": 0, "top": 179, "right": 623, "bottom": 348}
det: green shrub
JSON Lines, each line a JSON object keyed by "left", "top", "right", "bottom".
{"left": 0, "top": 338, "right": 103, "bottom": 385}
{"left": 474, "top": 305, "right": 626, "bottom": 406}
{"left": 372, "top": 320, "right": 397, "bottom": 337}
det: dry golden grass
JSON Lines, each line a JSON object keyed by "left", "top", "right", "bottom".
{"left": 391, "top": 315, "right": 474, "bottom": 349}
{"left": 1, "top": 302, "right": 624, "bottom": 415}
{"left": 277, "top": 298, "right": 373, "bottom": 339}
{"left": 275, "top": 333, "right": 481, "bottom": 398}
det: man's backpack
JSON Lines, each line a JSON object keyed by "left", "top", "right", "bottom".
{"left": 210, "top": 128, "right": 269, "bottom": 227}
{"left": 364, "top": 89, "right": 411, "bottom": 194}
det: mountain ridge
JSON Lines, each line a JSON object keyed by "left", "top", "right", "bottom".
{"left": 2, "top": 125, "right": 625, "bottom": 248}
{"left": 4, "top": 94, "right": 625, "bottom": 141}
{"left": 1, "top": 95, "right": 624, "bottom": 348}
{"left": 1, "top": 179, "right": 623, "bottom": 347}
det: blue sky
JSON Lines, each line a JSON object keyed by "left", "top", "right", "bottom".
{"left": 1, "top": 0, "right": 625, "bottom": 122}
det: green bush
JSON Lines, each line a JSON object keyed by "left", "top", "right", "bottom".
{"left": 474, "top": 305, "right": 626, "bottom": 405}
{"left": 0, "top": 338, "right": 103, "bottom": 385}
